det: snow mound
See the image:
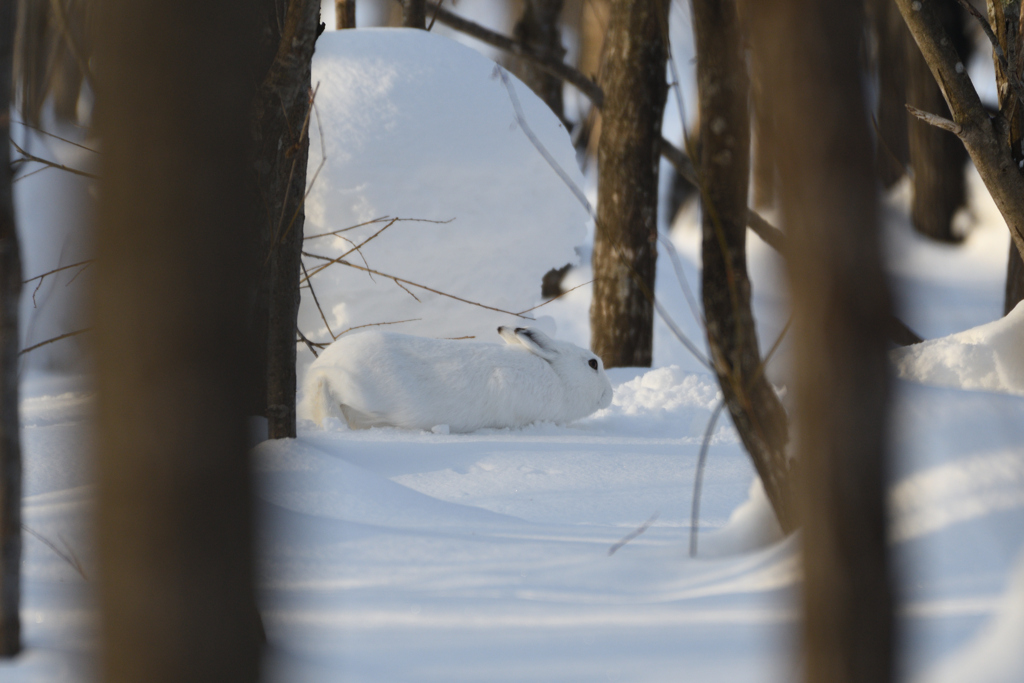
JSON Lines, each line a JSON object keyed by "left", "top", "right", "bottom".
{"left": 300, "top": 29, "right": 588, "bottom": 353}
{"left": 892, "top": 301, "right": 1024, "bottom": 395}
{"left": 585, "top": 366, "right": 731, "bottom": 440}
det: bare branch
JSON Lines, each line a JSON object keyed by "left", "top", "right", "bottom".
{"left": 514, "top": 279, "right": 594, "bottom": 315}
{"left": 302, "top": 252, "right": 531, "bottom": 318}
{"left": 421, "top": 1, "right": 605, "bottom": 107}
{"left": 10, "top": 139, "right": 98, "bottom": 180}
{"left": 19, "top": 328, "right": 90, "bottom": 355}
{"left": 905, "top": 103, "right": 963, "bottom": 135}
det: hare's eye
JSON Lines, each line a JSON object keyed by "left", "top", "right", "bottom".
{"left": 588, "top": 359, "right": 599, "bottom": 370}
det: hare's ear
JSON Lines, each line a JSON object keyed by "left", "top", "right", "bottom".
{"left": 497, "top": 326, "right": 520, "bottom": 346}
{"left": 513, "top": 327, "right": 558, "bottom": 361}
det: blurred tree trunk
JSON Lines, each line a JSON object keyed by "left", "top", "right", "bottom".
{"left": 590, "top": 0, "right": 668, "bottom": 368}
{"left": 510, "top": 0, "right": 567, "bottom": 123}
{"left": 750, "top": 71, "right": 776, "bottom": 208}
{"left": 251, "top": 0, "right": 321, "bottom": 440}
{"left": 906, "top": 1, "right": 968, "bottom": 242}
{"left": 92, "top": 0, "right": 262, "bottom": 681}
{"left": 988, "top": 0, "right": 1024, "bottom": 314}
{"left": 403, "top": 0, "right": 425, "bottom": 28}
{"left": 336, "top": 0, "right": 356, "bottom": 29}
{"left": 745, "top": 1, "right": 896, "bottom": 682}
{"left": 0, "top": 0, "right": 22, "bottom": 657}
{"left": 693, "top": 0, "right": 795, "bottom": 531}
{"left": 870, "top": 0, "right": 911, "bottom": 187}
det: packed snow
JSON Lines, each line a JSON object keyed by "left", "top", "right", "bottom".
{"left": 5, "top": 22, "right": 1024, "bottom": 683}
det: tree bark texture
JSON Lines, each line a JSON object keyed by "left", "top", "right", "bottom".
{"left": 510, "top": 0, "right": 567, "bottom": 123}
{"left": 745, "top": 2, "right": 896, "bottom": 683}
{"left": 906, "top": 1, "right": 968, "bottom": 242}
{"left": 987, "top": 0, "right": 1024, "bottom": 314}
{"left": 92, "top": 1, "right": 262, "bottom": 681}
{"left": 870, "top": 0, "right": 911, "bottom": 187}
{"left": 252, "top": 0, "right": 320, "bottom": 440}
{"left": 0, "top": 0, "right": 22, "bottom": 657}
{"left": 336, "top": 0, "right": 356, "bottom": 29}
{"left": 589, "top": 0, "right": 668, "bottom": 368}
{"left": 403, "top": 0, "right": 426, "bottom": 28}
{"left": 895, "top": 0, "right": 1024, "bottom": 264}
{"left": 693, "top": 0, "right": 795, "bottom": 532}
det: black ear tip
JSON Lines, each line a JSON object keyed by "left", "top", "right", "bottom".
{"left": 514, "top": 327, "right": 527, "bottom": 334}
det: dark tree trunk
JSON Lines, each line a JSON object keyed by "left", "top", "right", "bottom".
{"left": 988, "top": 0, "right": 1024, "bottom": 315}
{"left": 336, "top": 0, "right": 356, "bottom": 29}
{"left": 693, "top": 0, "right": 794, "bottom": 532}
{"left": 510, "top": 0, "right": 567, "bottom": 122}
{"left": 589, "top": 0, "right": 668, "bottom": 368}
{"left": 870, "top": 0, "right": 911, "bottom": 187}
{"left": 92, "top": 1, "right": 262, "bottom": 680}
{"left": 906, "top": 1, "right": 968, "bottom": 242}
{"left": 403, "top": 0, "right": 426, "bottom": 28}
{"left": 0, "top": 0, "right": 22, "bottom": 657}
{"left": 252, "top": 0, "right": 321, "bottom": 440}
{"left": 1005, "top": 244, "right": 1024, "bottom": 314}
{"left": 745, "top": 1, "right": 895, "bottom": 682}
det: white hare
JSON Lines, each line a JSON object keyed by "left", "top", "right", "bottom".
{"left": 300, "top": 326, "right": 613, "bottom": 433}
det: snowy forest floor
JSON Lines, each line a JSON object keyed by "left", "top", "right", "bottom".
{"left": 6, "top": 164, "right": 1024, "bottom": 682}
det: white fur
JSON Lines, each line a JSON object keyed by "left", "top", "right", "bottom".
{"left": 300, "top": 327, "right": 614, "bottom": 433}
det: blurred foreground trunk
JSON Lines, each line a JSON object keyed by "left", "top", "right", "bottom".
{"left": 693, "top": 0, "right": 795, "bottom": 531}
{"left": 906, "top": 0, "right": 968, "bottom": 242}
{"left": 870, "top": 0, "right": 911, "bottom": 187}
{"left": 92, "top": 1, "right": 262, "bottom": 681}
{"left": 745, "top": 1, "right": 896, "bottom": 682}
{"left": 0, "top": 0, "right": 22, "bottom": 657}
{"left": 590, "top": 0, "right": 668, "bottom": 368}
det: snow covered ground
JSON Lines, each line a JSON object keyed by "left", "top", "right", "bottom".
{"left": 6, "top": 25, "right": 1024, "bottom": 683}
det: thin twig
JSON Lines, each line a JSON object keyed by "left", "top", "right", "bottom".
{"left": 689, "top": 399, "right": 726, "bottom": 558}
{"left": 11, "top": 139, "right": 98, "bottom": 179}
{"left": 337, "top": 318, "right": 422, "bottom": 336}
{"left": 301, "top": 260, "right": 337, "bottom": 340}
{"left": 24, "top": 258, "right": 94, "bottom": 283}
{"left": 19, "top": 328, "right": 91, "bottom": 355}
{"left": 296, "top": 328, "right": 321, "bottom": 357}
{"left": 515, "top": 279, "right": 594, "bottom": 315}
{"left": 906, "top": 104, "right": 963, "bottom": 135}
{"left": 12, "top": 119, "right": 100, "bottom": 154}
{"left": 608, "top": 512, "right": 660, "bottom": 556}
{"left": 22, "top": 524, "right": 88, "bottom": 580}
{"left": 302, "top": 252, "right": 530, "bottom": 318}
{"left": 305, "top": 216, "right": 391, "bottom": 240}
{"left": 656, "top": 234, "right": 704, "bottom": 331}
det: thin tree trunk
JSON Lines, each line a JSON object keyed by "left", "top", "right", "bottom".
{"left": 0, "top": 0, "right": 22, "bottom": 657}
{"left": 589, "top": 0, "right": 668, "bottom": 368}
{"left": 906, "top": 1, "right": 968, "bottom": 242}
{"left": 336, "top": 0, "right": 356, "bottom": 29}
{"left": 693, "top": 0, "right": 795, "bottom": 531}
{"left": 92, "top": 1, "right": 262, "bottom": 680}
{"left": 252, "top": 0, "right": 321, "bottom": 440}
{"left": 403, "top": 0, "right": 426, "bottom": 28}
{"left": 745, "top": 1, "right": 895, "bottom": 682}
{"left": 871, "top": 0, "right": 911, "bottom": 187}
